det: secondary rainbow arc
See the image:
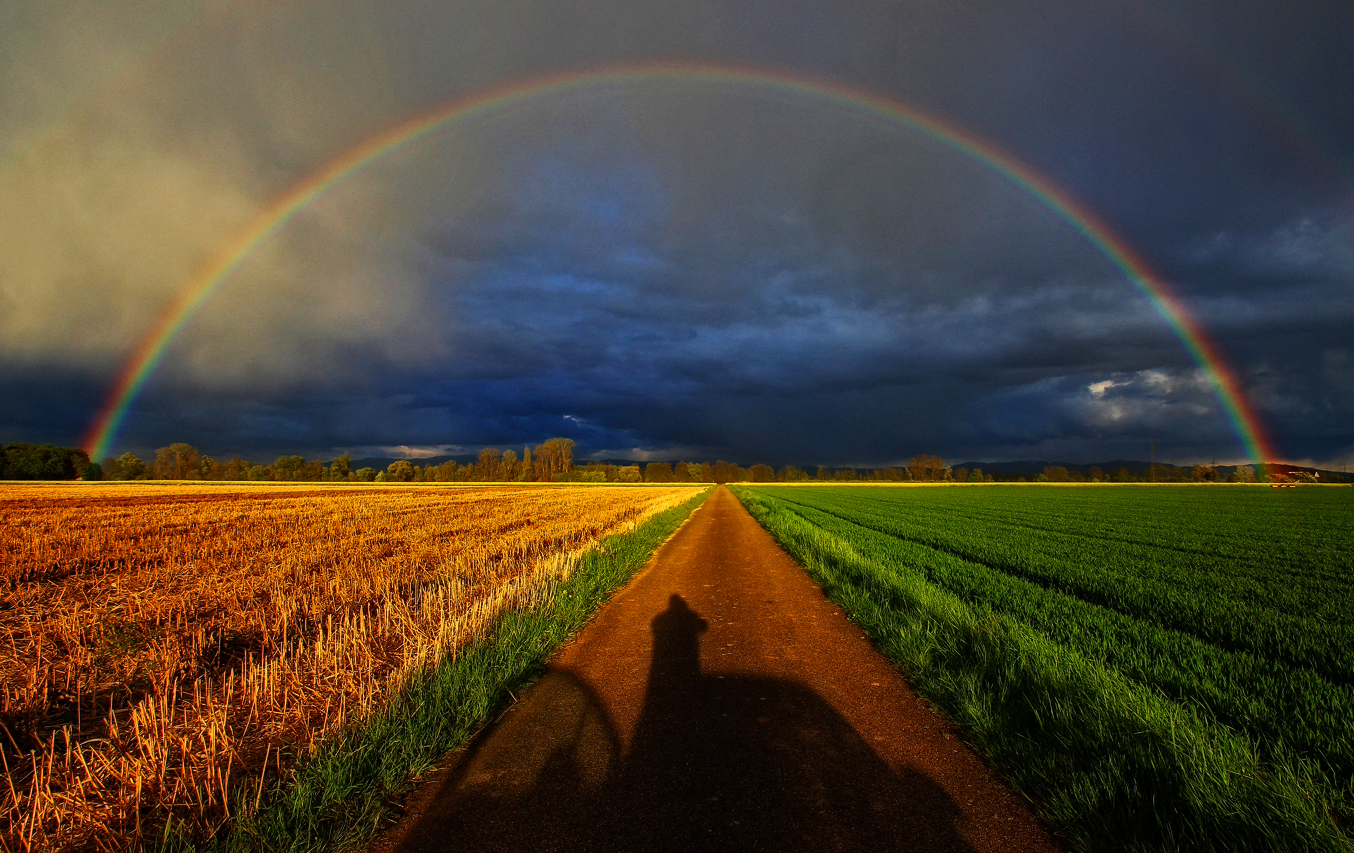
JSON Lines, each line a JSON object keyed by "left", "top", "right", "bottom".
{"left": 83, "top": 60, "right": 1278, "bottom": 466}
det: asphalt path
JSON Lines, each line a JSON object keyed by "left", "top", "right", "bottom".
{"left": 368, "top": 486, "right": 1063, "bottom": 852}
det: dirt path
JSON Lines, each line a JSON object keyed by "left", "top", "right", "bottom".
{"left": 368, "top": 486, "right": 1063, "bottom": 852}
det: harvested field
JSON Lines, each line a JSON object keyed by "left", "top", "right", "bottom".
{"left": 0, "top": 483, "right": 701, "bottom": 853}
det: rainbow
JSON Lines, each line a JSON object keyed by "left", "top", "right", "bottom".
{"left": 83, "top": 60, "right": 1278, "bottom": 465}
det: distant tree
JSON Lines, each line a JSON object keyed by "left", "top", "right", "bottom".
{"left": 329, "top": 452, "right": 352, "bottom": 481}
{"left": 477, "top": 447, "right": 503, "bottom": 481}
{"left": 425, "top": 461, "right": 453, "bottom": 482}
{"left": 748, "top": 464, "right": 776, "bottom": 482}
{"left": 500, "top": 449, "right": 520, "bottom": 481}
{"left": 615, "top": 464, "right": 642, "bottom": 483}
{"left": 533, "top": 438, "right": 575, "bottom": 481}
{"left": 1044, "top": 465, "right": 1070, "bottom": 482}
{"left": 712, "top": 461, "right": 746, "bottom": 483}
{"left": 644, "top": 461, "right": 674, "bottom": 482}
{"left": 954, "top": 467, "right": 969, "bottom": 484}
{"left": 907, "top": 455, "right": 945, "bottom": 481}
{"left": 778, "top": 465, "right": 809, "bottom": 481}
{"left": 104, "top": 454, "right": 132, "bottom": 482}
{"left": 117, "top": 452, "right": 147, "bottom": 480}
{"left": 1089, "top": 466, "right": 1105, "bottom": 482}
{"left": 168, "top": 443, "right": 200, "bottom": 479}
{"left": 816, "top": 466, "right": 831, "bottom": 481}
{"left": 199, "top": 455, "right": 215, "bottom": 479}
{"left": 1036, "top": 472, "right": 1051, "bottom": 482}
{"left": 375, "top": 471, "right": 388, "bottom": 482}
{"left": 968, "top": 468, "right": 984, "bottom": 482}
{"left": 1229, "top": 464, "right": 1257, "bottom": 483}
{"left": 1157, "top": 464, "right": 1186, "bottom": 483}
{"left": 941, "top": 467, "right": 955, "bottom": 481}
{"left": 223, "top": 457, "right": 249, "bottom": 480}
{"left": 2, "top": 443, "right": 88, "bottom": 479}
{"left": 69, "top": 446, "right": 92, "bottom": 478}
{"left": 555, "top": 438, "right": 575, "bottom": 473}
{"left": 273, "top": 455, "right": 305, "bottom": 481}
{"left": 247, "top": 465, "right": 269, "bottom": 481}
{"left": 387, "top": 460, "right": 416, "bottom": 482}
{"left": 1192, "top": 464, "right": 1217, "bottom": 482}
{"left": 152, "top": 446, "right": 175, "bottom": 479}
{"left": 353, "top": 466, "right": 377, "bottom": 482}
{"left": 81, "top": 462, "right": 102, "bottom": 481}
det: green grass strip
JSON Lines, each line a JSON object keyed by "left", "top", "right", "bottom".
{"left": 161, "top": 487, "right": 711, "bottom": 853}
{"left": 730, "top": 486, "right": 1350, "bottom": 853}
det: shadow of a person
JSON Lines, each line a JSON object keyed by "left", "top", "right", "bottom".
{"left": 642, "top": 593, "right": 707, "bottom": 698}
{"left": 384, "top": 594, "right": 976, "bottom": 853}
{"left": 596, "top": 593, "right": 973, "bottom": 852}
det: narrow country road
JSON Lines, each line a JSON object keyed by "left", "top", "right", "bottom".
{"left": 368, "top": 486, "right": 1063, "bottom": 852}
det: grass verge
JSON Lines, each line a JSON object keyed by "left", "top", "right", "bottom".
{"left": 162, "top": 487, "right": 711, "bottom": 853}
{"left": 730, "top": 486, "right": 1350, "bottom": 853}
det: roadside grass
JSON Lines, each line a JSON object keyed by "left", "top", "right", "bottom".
{"left": 159, "top": 487, "right": 711, "bottom": 853}
{"left": 731, "top": 485, "right": 1352, "bottom": 853}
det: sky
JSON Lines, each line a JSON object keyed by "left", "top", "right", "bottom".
{"left": 1, "top": 0, "right": 1351, "bottom": 468}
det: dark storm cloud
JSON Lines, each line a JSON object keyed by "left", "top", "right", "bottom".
{"left": 2, "top": 0, "right": 1350, "bottom": 466}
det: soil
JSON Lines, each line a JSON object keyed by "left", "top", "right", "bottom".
{"left": 366, "top": 486, "right": 1065, "bottom": 852}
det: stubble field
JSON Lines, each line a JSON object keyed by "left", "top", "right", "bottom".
{"left": 0, "top": 483, "right": 703, "bottom": 853}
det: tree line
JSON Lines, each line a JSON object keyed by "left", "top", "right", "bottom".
{"left": 86, "top": 445, "right": 970, "bottom": 484}
{"left": 0, "top": 442, "right": 93, "bottom": 480}
{"left": 2, "top": 439, "right": 1338, "bottom": 484}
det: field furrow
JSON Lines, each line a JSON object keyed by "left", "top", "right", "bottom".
{"left": 734, "top": 484, "right": 1354, "bottom": 853}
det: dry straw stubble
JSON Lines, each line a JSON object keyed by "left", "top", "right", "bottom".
{"left": 0, "top": 482, "right": 700, "bottom": 852}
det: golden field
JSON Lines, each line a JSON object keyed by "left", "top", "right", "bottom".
{"left": 0, "top": 482, "right": 701, "bottom": 853}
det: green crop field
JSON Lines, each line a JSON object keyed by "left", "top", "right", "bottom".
{"left": 731, "top": 484, "right": 1354, "bottom": 853}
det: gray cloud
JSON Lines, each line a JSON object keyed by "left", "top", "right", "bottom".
{"left": 1, "top": 0, "right": 1350, "bottom": 466}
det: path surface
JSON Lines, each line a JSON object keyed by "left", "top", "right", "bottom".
{"left": 368, "top": 486, "right": 1063, "bottom": 852}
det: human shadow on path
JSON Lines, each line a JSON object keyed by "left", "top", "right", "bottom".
{"left": 387, "top": 594, "right": 975, "bottom": 852}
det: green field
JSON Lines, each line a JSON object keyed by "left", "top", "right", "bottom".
{"left": 731, "top": 484, "right": 1354, "bottom": 853}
